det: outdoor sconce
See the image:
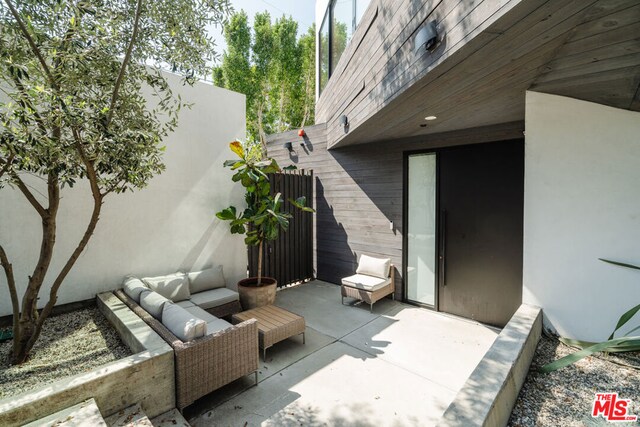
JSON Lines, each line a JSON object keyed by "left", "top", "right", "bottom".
{"left": 284, "top": 142, "right": 293, "bottom": 152}
{"left": 341, "top": 115, "right": 349, "bottom": 127}
{"left": 414, "top": 20, "right": 439, "bottom": 55}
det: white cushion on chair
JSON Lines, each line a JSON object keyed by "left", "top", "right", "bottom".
{"left": 139, "top": 290, "right": 170, "bottom": 320}
{"left": 356, "top": 255, "right": 391, "bottom": 279}
{"left": 123, "top": 276, "right": 148, "bottom": 302}
{"left": 342, "top": 274, "right": 391, "bottom": 292}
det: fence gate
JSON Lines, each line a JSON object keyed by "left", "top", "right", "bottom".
{"left": 249, "top": 170, "right": 314, "bottom": 287}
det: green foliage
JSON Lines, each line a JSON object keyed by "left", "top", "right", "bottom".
{"left": 0, "top": 0, "right": 230, "bottom": 363}
{"left": 216, "top": 140, "right": 313, "bottom": 281}
{"left": 540, "top": 259, "right": 640, "bottom": 373}
{"left": 0, "top": 0, "right": 231, "bottom": 193}
{"left": 213, "top": 11, "right": 315, "bottom": 144}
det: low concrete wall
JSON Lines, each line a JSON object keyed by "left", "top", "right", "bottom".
{"left": 0, "top": 293, "right": 175, "bottom": 427}
{"left": 438, "top": 304, "right": 542, "bottom": 427}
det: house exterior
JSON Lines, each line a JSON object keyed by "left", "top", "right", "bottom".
{"left": 267, "top": 0, "right": 640, "bottom": 340}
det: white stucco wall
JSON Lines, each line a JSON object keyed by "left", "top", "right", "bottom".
{"left": 523, "top": 91, "right": 640, "bottom": 341}
{"left": 0, "top": 72, "right": 247, "bottom": 316}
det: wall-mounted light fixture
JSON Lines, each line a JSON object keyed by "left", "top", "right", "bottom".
{"left": 414, "top": 21, "right": 439, "bottom": 55}
{"left": 284, "top": 142, "right": 293, "bottom": 152}
{"left": 341, "top": 115, "right": 349, "bottom": 127}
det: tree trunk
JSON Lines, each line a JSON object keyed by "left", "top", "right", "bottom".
{"left": 257, "top": 240, "right": 263, "bottom": 286}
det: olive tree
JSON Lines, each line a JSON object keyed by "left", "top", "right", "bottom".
{"left": 0, "top": 0, "right": 230, "bottom": 364}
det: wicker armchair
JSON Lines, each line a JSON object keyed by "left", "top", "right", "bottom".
{"left": 341, "top": 256, "right": 395, "bottom": 312}
{"left": 115, "top": 290, "right": 259, "bottom": 410}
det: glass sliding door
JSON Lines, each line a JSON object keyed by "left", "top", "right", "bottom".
{"left": 407, "top": 153, "right": 437, "bottom": 306}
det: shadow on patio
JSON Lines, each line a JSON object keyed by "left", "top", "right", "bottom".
{"left": 184, "top": 280, "right": 498, "bottom": 427}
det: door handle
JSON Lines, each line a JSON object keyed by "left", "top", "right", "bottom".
{"left": 439, "top": 209, "right": 446, "bottom": 287}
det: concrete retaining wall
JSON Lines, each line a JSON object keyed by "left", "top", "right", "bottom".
{"left": 438, "top": 304, "right": 542, "bottom": 427}
{"left": 0, "top": 292, "right": 175, "bottom": 427}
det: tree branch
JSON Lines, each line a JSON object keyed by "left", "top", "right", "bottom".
{"left": 0, "top": 153, "right": 15, "bottom": 181}
{"left": 106, "top": 0, "right": 143, "bottom": 127}
{"left": 33, "top": 191, "right": 103, "bottom": 346}
{"left": 3, "top": 0, "right": 57, "bottom": 90}
{"left": 10, "top": 172, "right": 47, "bottom": 218}
{"left": 0, "top": 244, "right": 20, "bottom": 338}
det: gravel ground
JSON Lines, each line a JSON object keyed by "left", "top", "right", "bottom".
{"left": 0, "top": 306, "right": 132, "bottom": 399}
{"left": 509, "top": 334, "right": 640, "bottom": 427}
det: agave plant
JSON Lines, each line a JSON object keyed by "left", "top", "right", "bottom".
{"left": 540, "top": 259, "right": 640, "bottom": 373}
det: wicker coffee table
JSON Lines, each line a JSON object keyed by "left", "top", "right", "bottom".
{"left": 232, "top": 305, "right": 305, "bottom": 360}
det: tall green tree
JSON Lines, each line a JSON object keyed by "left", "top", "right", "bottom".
{"left": 213, "top": 11, "right": 315, "bottom": 146}
{"left": 0, "top": 0, "right": 230, "bottom": 364}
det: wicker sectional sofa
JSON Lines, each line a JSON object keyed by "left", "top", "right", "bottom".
{"left": 115, "top": 267, "right": 259, "bottom": 410}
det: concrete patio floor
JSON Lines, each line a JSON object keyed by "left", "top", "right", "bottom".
{"left": 185, "top": 280, "right": 499, "bottom": 427}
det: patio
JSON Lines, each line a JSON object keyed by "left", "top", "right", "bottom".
{"left": 185, "top": 280, "right": 499, "bottom": 426}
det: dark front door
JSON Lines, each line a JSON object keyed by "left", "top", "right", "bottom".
{"left": 438, "top": 140, "right": 524, "bottom": 327}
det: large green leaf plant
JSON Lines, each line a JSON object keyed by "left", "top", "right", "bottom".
{"left": 541, "top": 259, "right": 640, "bottom": 373}
{"left": 216, "top": 141, "right": 312, "bottom": 285}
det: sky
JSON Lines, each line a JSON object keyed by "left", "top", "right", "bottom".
{"left": 210, "top": 0, "right": 316, "bottom": 54}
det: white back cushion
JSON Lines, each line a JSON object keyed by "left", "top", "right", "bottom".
{"left": 123, "top": 276, "right": 148, "bottom": 303}
{"left": 142, "top": 272, "right": 190, "bottom": 302}
{"left": 188, "top": 266, "right": 226, "bottom": 294}
{"left": 162, "top": 302, "right": 207, "bottom": 342}
{"left": 139, "top": 290, "right": 169, "bottom": 320}
{"left": 356, "top": 254, "right": 391, "bottom": 279}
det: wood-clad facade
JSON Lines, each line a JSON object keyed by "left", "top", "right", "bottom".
{"left": 316, "top": 0, "right": 640, "bottom": 148}
{"left": 266, "top": 0, "right": 640, "bottom": 323}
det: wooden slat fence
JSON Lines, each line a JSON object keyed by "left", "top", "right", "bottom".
{"left": 248, "top": 170, "right": 314, "bottom": 287}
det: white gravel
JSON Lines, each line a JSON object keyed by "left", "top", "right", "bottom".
{"left": 509, "top": 334, "right": 640, "bottom": 427}
{"left": 0, "top": 306, "right": 131, "bottom": 399}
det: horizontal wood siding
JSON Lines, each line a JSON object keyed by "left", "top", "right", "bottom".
{"left": 267, "top": 121, "right": 524, "bottom": 298}
{"left": 317, "top": 0, "right": 640, "bottom": 148}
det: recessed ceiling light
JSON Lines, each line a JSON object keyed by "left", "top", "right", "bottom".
{"left": 424, "top": 116, "right": 437, "bottom": 121}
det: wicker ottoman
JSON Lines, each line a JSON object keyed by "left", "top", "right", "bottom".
{"left": 232, "top": 305, "right": 305, "bottom": 360}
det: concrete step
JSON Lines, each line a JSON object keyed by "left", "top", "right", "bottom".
{"left": 105, "top": 403, "right": 153, "bottom": 427}
{"left": 23, "top": 398, "right": 107, "bottom": 427}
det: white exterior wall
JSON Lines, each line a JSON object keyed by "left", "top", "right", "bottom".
{"left": 0, "top": 72, "right": 247, "bottom": 316}
{"left": 523, "top": 91, "right": 640, "bottom": 341}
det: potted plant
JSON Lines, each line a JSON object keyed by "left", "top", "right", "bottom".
{"left": 216, "top": 141, "right": 313, "bottom": 309}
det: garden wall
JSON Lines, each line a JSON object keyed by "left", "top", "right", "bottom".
{"left": 0, "top": 72, "right": 247, "bottom": 317}
{"left": 523, "top": 91, "right": 640, "bottom": 341}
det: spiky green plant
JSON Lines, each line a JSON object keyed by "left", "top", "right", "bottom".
{"left": 540, "top": 259, "right": 640, "bottom": 373}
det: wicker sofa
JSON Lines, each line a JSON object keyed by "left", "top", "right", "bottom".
{"left": 115, "top": 289, "right": 259, "bottom": 410}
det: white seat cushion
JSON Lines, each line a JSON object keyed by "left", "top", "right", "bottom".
{"left": 356, "top": 255, "right": 391, "bottom": 279}
{"left": 342, "top": 274, "right": 391, "bottom": 292}
{"left": 175, "top": 300, "right": 195, "bottom": 309}
{"left": 190, "top": 288, "right": 239, "bottom": 310}
{"left": 207, "top": 318, "right": 233, "bottom": 335}
{"left": 183, "top": 305, "right": 218, "bottom": 324}
{"left": 139, "top": 290, "right": 169, "bottom": 320}
{"left": 162, "top": 302, "right": 206, "bottom": 342}
{"left": 123, "top": 276, "right": 148, "bottom": 302}
{"left": 142, "top": 272, "right": 191, "bottom": 302}
{"left": 188, "top": 266, "right": 226, "bottom": 294}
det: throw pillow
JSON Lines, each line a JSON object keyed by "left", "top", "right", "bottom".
{"left": 188, "top": 265, "right": 226, "bottom": 294}
{"left": 142, "top": 272, "right": 191, "bottom": 302}
{"left": 162, "top": 302, "right": 207, "bottom": 342}
{"left": 356, "top": 254, "right": 391, "bottom": 279}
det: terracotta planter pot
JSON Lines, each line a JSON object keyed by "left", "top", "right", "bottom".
{"left": 237, "top": 277, "right": 277, "bottom": 310}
